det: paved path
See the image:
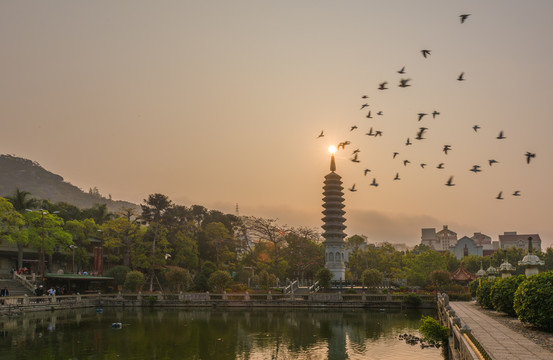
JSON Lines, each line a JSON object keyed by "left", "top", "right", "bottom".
{"left": 450, "top": 301, "right": 552, "bottom": 360}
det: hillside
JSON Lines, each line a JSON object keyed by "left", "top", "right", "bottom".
{"left": 0, "top": 154, "right": 139, "bottom": 212}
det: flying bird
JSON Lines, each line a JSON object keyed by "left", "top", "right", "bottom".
{"left": 370, "top": 178, "right": 379, "bottom": 187}
{"left": 337, "top": 141, "right": 351, "bottom": 150}
{"left": 406, "top": 138, "right": 412, "bottom": 146}
{"left": 366, "top": 127, "right": 374, "bottom": 136}
{"left": 417, "top": 113, "right": 427, "bottom": 121}
{"left": 378, "top": 82, "right": 388, "bottom": 90}
{"left": 360, "top": 103, "right": 369, "bottom": 110}
{"left": 364, "top": 169, "right": 371, "bottom": 176}
{"left": 420, "top": 163, "right": 427, "bottom": 168}
{"left": 437, "top": 163, "right": 445, "bottom": 169}
{"left": 445, "top": 176, "right": 455, "bottom": 186}
{"left": 488, "top": 159, "right": 498, "bottom": 166}
{"left": 394, "top": 173, "right": 400, "bottom": 181}
{"left": 496, "top": 131, "right": 506, "bottom": 139}
{"left": 351, "top": 153, "right": 360, "bottom": 163}
{"left": 513, "top": 190, "right": 521, "bottom": 196}
{"left": 350, "top": 125, "right": 358, "bottom": 131}
{"left": 473, "top": 125, "right": 480, "bottom": 132}
{"left": 393, "top": 152, "right": 399, "bottom": 159}
{"left": 496, "top": 191, "right": 504, "bottom": 200}
{"left": 377, "top": 111, "right": 383, "bottom": 116}
{"left": 457, "top": 72, "right": 465, "bottom": 81}
{"left": 349, "top": 184, "right": 357, "bottom": 192}
{"left": 374, "top": 130, "right": 383, "bottom": 137}
{"left": 403, "top": 160, "right": 410, "bottom": 166}
{"left": 399, "top": 78, "right": 411, "bottom": 88}
{"left": 361, "top": 95, "right": 369, "bottom": 99}
{"left": 352, "top": 148, "right": 360, "bottom": 154}
{"left": 525, "top": 152, "right": 536, "bottom": 164}
{"left": 398, "top": 66, "right": 406, "bottom": 74}
{"left": 366, "top": 111, "right": 373, "bottom": 119}
{"left": 432, "top": 110, "right": 440, "bottom": 119}
{"left": 421, "top": 49, "right": 431, "bottom": 58}
{"left": 443, "top": 145, "right": 452, "bottom": 155}
{"left": 460, "top": 14, "right": 471, "bottom": 24}
{"left": 470, "top": 165, "right": 482, "bottom": 173}
{"left": 416, "top": 127, "right": 427, "bottom": 140}
{"left": 317, "top": 131, "right": 324, "bottom": 138}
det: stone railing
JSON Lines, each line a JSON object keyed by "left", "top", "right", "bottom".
{"left": 13, "top": 272, "right": 36, "bottom": 293}
{"left": 437, "top": 293, "right": 488, "bottom": 360}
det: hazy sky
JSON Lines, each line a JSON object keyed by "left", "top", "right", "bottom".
{"left": 1, "top": 1, "right": 552, "bottom": 248}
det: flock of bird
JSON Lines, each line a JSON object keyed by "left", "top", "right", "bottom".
{"left": 316, "top": 13, "right": 536, "bottom": 200}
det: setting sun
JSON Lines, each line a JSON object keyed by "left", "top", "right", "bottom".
{"left": 328, "top": 145, "right": 336, "bottom": 154}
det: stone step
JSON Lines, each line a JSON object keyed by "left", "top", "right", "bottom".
{"left": 0, "top": 279, "right": 35, "bottom": 297}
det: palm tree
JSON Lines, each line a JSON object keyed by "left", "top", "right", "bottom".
{"left": 6, "top": 188, "right": 38, "bottom": 212}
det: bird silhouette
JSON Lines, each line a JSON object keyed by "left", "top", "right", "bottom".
{"left": 420, "top": 163, "right": 427, "bottom": 168}
{"left": 366, "top": 111, "right": 373, "bottom": 119}
{"left": 432, "top": 110, "right": 440, "bottom": 119}
{"left": 460, "top": 14, "right": 471, "bottom": 24}
{"left": 416, "top": 127, "right": 427, "bottom": 140}
{"left": 378, "top": 82, "right": 388, "bottom": 90}
{"left": 317, "top": 130, "right": 324, "bottom": 138}
{"left": 399, "top": 78, "right": 411, "bottom": 88}
{"left": 403, "top": 160, "right": 410, "bottom": 166}
{"left": 496, "top": 191, "right": 504, "bottom": 200}
{"left": 351, "top": 153, "right": 360, "bottom": 163}
{"left": 488, "top": 159, "right": 498, "bottom": 166}
{"left": 473, "top": 125, "right": 480, "bottom": 132}
{"left": 349, "top": 184, "right": 357, "bottom": 192}
{"left": 365, "top": 127, "right": 374, "bottom": 136}
{"left": 337, "top": 141, "right": 351, "bottom": 150}
{"left": 350, "top": 125, "right": 358, "bottom": 131}
{"left": 525, "top": 152, "right": 536, "bottom": 164}
{"left": 437, "top": 163, "right": 445, "bottom": 169}
{"left": 374, "top": 130, "right": 383, "bottom": 137}
{"left": 470, "top": 165, "right": 482, "bottom": 173}
{"left": 496, "top": 131, "right": 506, "bottom": 139}
{"left": 398, "top": 66, "right": 406, "bottom": 74}
{"left": 370, "top": 178, "right": 379, "bottom": 187}
{"left": 393, "top": 152, "right": 399, "bottom": 159}
{"left": 443, "top": 145, "right": 452, "bottom": 155}
{"left": 352, "top": 148, "right": 360, "bottom": 154}
{"left": 377, "top": 111, "right": 383, "bottom": 116}
{"left": 364, "top": 169, "right": 371, "bottom": 176}
{"left": 360, "top": 103, "right": 369, "bottom": 110}
{"left": 362, "top": 95, "right": 369, "bottom": 99}
{"left": 513, "top": 190, "right": 521, "bottom": 196}
{"left": 394, "top": 173, "right": 400, "bottom": 180}
{"left": 457, "top": 72, "right": 465, "bottom": 81}
{"left": 445, "top": 176, "right": 455, "bottom": 186}
{"left": 406, "top": 138, "right": 412, "bottom": 146}
{"left": 421, "top": 49, "right": 431, "bottom": 58}
{"left": 417, "top": 113, "right": 427, "bottom": 121}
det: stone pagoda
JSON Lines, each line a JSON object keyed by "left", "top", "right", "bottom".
{"left": 321, "top": 151, "right": 347, "bottom": 281}
{"left": 499, "top": 258, "right": 516, "bottom": 279}
{"left": 519, "top": 237, "right": 544, "bottom": 276}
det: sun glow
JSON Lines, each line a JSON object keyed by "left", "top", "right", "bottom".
{"left": 328, "top": 145, "right": 337, "bottom": 154}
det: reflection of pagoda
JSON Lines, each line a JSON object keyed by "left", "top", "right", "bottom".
{"left": 321, "top": 151, "right": 347, "bottom": 281}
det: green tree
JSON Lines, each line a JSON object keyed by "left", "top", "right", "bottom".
{"left": 315, "top": 267, "right": 333, "bottom": 289}
{"left": 403, "top": 249, "right": 446, "bottom": 287}
{"left": 430, "top": 270, "right": 451, "bottom": 292}
{"left": 0, "top": 197, "right": 27, "bottom": 268}
{"left": 64, "top": 218, "right": 99, "bottom": 272}
{"left": 105, "top": 265, "right": 131, "bottom": 287}
{"left": 5, "top": 188, "right": 38, "bottom": 212}
{"left": 164, "top": 266, "right": 192, "bottom": 293}
{"left": 362, "top": 268, "right": 384, "bottom": 289}
{"left": 284, "top": 228, "right": 324, "bottom": 281}
{"left": 204, "top": 222, "right": 233, "bottom": 268}
{"left": 124, "top": 270, "right": 145, "bottom": 292}
{"left": 170, "top": 231, "right": 199, "bottom": 270}
{"left": 208, "top": 270, "right": 232, "bottom": 293}
{"left": 258, "top": 270, "right": 277, "bottom": 290}
{"left": 102, "top": 215, "right": 142, "bottom": 268}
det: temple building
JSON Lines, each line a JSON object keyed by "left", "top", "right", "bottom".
{"left": 321, "top": 150, "right": 347, "bottom": 281}
{"left": 450, "top": 263, "right": 477, "bottom": 286}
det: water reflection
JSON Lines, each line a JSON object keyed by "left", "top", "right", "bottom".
{"left": 0, "top": 308, "right": 445, "bottom": 359}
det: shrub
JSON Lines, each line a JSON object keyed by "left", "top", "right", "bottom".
{"left": 403, "top": 293, "right": 422, "bottom": 307}
{"left": 207, "top": 270, "right": 232, "bottom": 293}
{"left": 476, "top": 278, "right": 497, "bottom": 309}
{"left": 164, "top": 266, "right": 192, "bottom": 293}
{"left": 345, "top": 288, "right": 357, "bottom": 294}
{"left": 362, "top": 268, "right": 384, "bottom": 289}
{"left": 315, "top": 268, "right": 333, "bottom": 289}
{"left": 468, "top": 279, "right": 479, "bottom": 298}
{"left": 490, "top": 275, "right": 526, "bottom": 316}
{"left": 419, "top": 316, "right": 448, "bottom": 343}
{"left": 513, "top": 271, "right": 553, "bottom": 331}
{"left": 124, "top": 271, "right": 145, "bottom": 292}
{"left": 447, "top": 293, "right": 472, "bottom": 301}
{"left": 105, "top": 265, "right": 131, "bottom": 286}
{"left": 258, "top": 270, "right": 277, "bottom": 290}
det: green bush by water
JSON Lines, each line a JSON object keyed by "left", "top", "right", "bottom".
{"left": 513, "top": 271, "right": 553, "bottom": 331}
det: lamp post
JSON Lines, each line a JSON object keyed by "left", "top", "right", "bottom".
{"left": 69, "top": 245, "right": 78, "bottom": 274}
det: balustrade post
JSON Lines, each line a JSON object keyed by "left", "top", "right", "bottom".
{"left": 206, "top": 291, "right": 210, "bottom": 301}
{"left": 245, "top": 291, "right": 250, "bottom": 301}
{"left": 137, "top": 291, "right": 142, "bottom": 301}
{"left": 267, "top": 291, "right": 272, "bottom": 301}
{"left": 24, "top": 294, "right": 29, "bottom": 305}
{"left": 362, "top": 292, "right": 366, "bottom": 301}
{"left": 223, "top": 291, "right": 228, "bottom": 300}
{"left": 76, "top": 292, "right": 81, "bottom": 302}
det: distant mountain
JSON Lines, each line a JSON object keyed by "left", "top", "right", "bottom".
{"left": 0, "top": 154, "right": 139, "bottom": 212}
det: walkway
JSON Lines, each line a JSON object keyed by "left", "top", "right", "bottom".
{"left": 450, "top": 301, "right": 552, "bottom": 360}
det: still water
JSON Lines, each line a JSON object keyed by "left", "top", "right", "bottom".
{"left": 0, "top": 307, "right": 445, "bottom": 360}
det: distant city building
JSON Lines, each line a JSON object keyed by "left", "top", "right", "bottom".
{"left": 470, "top": 232, "right": 498, "bottom": 256}
{"left": 421, "top": 225, "right": 457, "bottom": 251}
{"left": 499, "top": 232, "right": 542, "bottom": 252}
{"left": 449, "top": 236, "right": 483, "bottom": 259}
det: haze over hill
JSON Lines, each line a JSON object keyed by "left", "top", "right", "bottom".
{"left": 0, "top": 154, "right": 138, "bottom": 212}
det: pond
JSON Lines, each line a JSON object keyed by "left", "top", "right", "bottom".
{"left": 0, "top": 307, "right": 446, "bottom": 359}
